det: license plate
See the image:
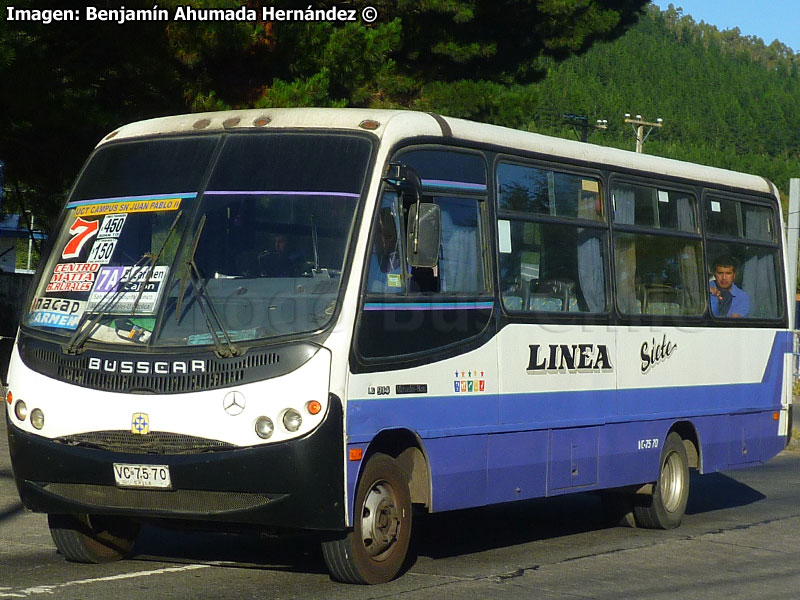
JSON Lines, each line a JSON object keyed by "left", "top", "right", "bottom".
{"left": 113, "top": 463, "right": 171, "bottom": 489}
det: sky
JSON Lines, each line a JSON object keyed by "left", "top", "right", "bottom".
{"left": 651, "top": 1, "right": 800, "bottom": 52}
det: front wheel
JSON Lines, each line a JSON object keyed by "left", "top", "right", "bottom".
{"left": 633, "top": 432, "right": 690, "bottom": 529}
{"left": 48, "top": 514, "right": 139, "bottom": 563}
{"left": 321, "top": 453, "right": 412, "bottom": 584}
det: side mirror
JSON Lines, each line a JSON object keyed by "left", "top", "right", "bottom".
{"left": 407, "top": 203, "right": 440, "bottom": 268}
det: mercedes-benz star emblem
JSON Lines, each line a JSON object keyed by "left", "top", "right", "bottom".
{"left": 223, "top": 391, "right": 246, "bottom": 416}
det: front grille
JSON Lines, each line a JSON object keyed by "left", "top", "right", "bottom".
{"left": 56, "top": 431, "right": 236, "bottom": 455}
{"left": 41, "top": 483, "right": 280, "bottom": 514}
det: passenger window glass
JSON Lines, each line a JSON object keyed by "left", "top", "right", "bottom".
{"left": 614, "top": 232, "right": 705, "bottom": 316}
{"left": 499, "top": 221, "right": 607, "bottom": 313}
{"left": 706, "top": 243, "right": 781, "bottom": 319}
{"left": 705, "top": 197, "right": 775, "bottom": 242}
{"left": 497, "top": 163, "right": 603, "bottom": 221}
{"left": 612, "top": 183, "right": 696, "bottom": 232}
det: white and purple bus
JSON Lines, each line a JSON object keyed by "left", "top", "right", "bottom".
{"left": 5, "top": 109, "right": 793, "bottom": 583}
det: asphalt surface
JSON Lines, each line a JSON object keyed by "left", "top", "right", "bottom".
{"left": 1, "top": 406, "right": 799, "bottom": 599}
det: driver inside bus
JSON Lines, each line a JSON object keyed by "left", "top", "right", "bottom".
{"left": 709, "top": 256, "right": 749, "bottom": 318}
{"left": 260, "top": 234, "right": 303, "bottom": 277}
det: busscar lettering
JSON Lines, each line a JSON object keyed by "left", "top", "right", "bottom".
{"left": 641, "top": 335, "right": 677, "bottom": 374}
{"left": 88, "top": 357, "right": 206, "bottom": 374}
{"left": 527, "top": 344, "right": 613, "bottom": 373}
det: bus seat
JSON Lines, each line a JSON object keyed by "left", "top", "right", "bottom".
{"left": 643, "top": 284, "right": 681, "bottom": 315}
{"left": 503, "top": 295, "right": 523, "bottom": 311}
{"left": 529, "top": 279, "right": 574, "bottom": 312}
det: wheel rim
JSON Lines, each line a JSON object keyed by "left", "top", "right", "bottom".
{"left": 659, "top": 451, "right": 685, "bottom": 513}
{"left": 360, "top": 481, "right": 401, "bottom": 560}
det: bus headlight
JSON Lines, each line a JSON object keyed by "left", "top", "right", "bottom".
{"left": 254, "top": 416, "right": 274, "bottom": 439}
{"left": 14, "top": 400, "right": 27, "bottom": 421}
{"left": 30, "top": 409, "right": 45, "bottom": 430}
{"left": 282, "top": 409, "right": 302, "bottom": 432}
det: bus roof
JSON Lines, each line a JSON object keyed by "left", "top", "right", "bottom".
{"left": 100, "top": 108, "right": 774, "bottom": 196}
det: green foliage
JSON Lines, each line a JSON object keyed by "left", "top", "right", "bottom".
{"left": 515, "top": 4, "right": 800, "bottom": 196}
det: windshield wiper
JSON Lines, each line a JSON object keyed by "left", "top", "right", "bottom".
{"left": 64, "top": 211, "right": 184, "bottom": 355}
{"left": 175, "top": 214, "right": 241, "bottom": 358}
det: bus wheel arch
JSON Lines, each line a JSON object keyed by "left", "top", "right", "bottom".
{"left": 361, "top": 428, "right": 431, "bottom": 511}
{"left": 669, "top": 420, "right": 701, "bottom": 471}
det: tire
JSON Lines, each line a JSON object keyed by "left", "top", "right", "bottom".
{"left": 321, "top": 453, "right": 412, "bottom": 584}
{"left": 633, "top": 432, "right": 690, "bottom": 529}
{"left": 48, "top": 514, "right": 139, "bottom": 563}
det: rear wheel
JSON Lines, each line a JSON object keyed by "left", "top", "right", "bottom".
{"left": 321, "top": 453, "right": 411, "bottom": 584}
{"left": 48, "top": 514, "right": 139, "bottom": 563}
{"left": 633, "top": 432, "right": 690, "bottom": 529}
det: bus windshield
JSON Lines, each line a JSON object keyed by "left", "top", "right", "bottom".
{"left": 25, "top": 132, "right": 373, "bottom": 349}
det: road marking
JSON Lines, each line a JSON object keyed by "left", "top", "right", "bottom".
{"left": 0, "top": 564, "right": 211, "bottom": 597}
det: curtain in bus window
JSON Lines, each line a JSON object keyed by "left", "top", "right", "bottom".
{"left": 438, "top": 198, "right": 484, "bottom": 293}
{"left": 677, "top": 197, "right": 703, "bottom": 312}
{"left": 576, "top": 184, "right": 605, "bottom": 312}
{"left": 742, "top": 210, "right": 778, "bottom": 317}
{"left": 577, "top": 231, "right": 605, "bottom": 312}
{"left": 745, "top": 206, "right": 772, "bottom": 241}
{"left": 613, "top": 187, "right": 638, "bottom": 312}
{"left": 742, "top": 250, "right": 778, "bottom": 318}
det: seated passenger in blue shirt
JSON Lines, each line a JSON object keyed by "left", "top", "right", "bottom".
{"left": 709, "top": 256, "right": 749, "bottom": 318}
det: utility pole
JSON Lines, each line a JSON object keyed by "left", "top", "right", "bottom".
{"left": 624, "top": 113, "right": 663, "bottom": 153}
{"left": 562, "top": 114, "right": 608, "bottom": 142}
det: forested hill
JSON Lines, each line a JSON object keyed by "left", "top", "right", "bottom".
{"left": 413, "top": 4, "right": 800, "bottom": 197}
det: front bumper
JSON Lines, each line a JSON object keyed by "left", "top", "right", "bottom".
{"left": 6, "top": 397, "right": 345, "bottom": 531}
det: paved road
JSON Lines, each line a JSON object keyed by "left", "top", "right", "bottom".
{"left": 2, "top": 412, "right": 799, "bottom": 599}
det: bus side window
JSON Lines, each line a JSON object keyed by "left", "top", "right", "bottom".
{"left": 497, "top": 162, "right": 608, "bottom": 314}
{"left": 705, "top": 196, "right": 781, "bottom": 319}
{"left": 612, "top": 183, "right": 704, "bottom": 317}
